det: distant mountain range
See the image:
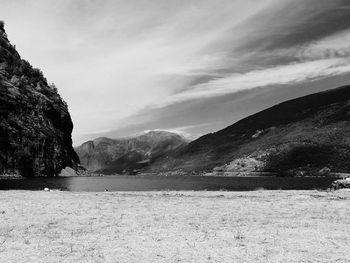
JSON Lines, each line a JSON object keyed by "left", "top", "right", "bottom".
{"left": 77, "top": 85, "right": 350, "bottom": 176}
{"left": 75, "top": 130, "right": 188, "bottom": 174}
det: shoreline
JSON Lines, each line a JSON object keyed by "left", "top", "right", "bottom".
{"left": 1, "top": 172, "right": 348, "bottom": 179}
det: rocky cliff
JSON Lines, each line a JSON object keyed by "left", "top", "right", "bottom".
{"left": 0, "top": 22, "right": 79, "bottom": 176}
{"left": 75, "top": 130, "right": 188, "bottom": 174}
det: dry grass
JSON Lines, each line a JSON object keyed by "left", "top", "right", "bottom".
{"left": 0, "top": 190, "right": 349, "bottom": 263}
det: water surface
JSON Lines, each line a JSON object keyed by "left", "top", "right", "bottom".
{"left": 0, "top": 175, "right": 335, "bottom": 191}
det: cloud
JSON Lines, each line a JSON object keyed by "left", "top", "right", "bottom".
{"left": 296, "top": 30, "right": 350, "bottom": 60}
{"left": 1, "top": 0, "right": 350, "bottom": 144}
{"left": 156, "top": 57, "right": 350, "bottom": 106}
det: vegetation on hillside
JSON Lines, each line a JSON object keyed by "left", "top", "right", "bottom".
{"left": 0, "top": 23, "right": 78, "bottom": 176}
{"left": 145, "top": 86, "right": 350, "bottom": 176}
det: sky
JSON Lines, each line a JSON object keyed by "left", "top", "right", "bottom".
{"left": 1, "top": 0, "right": 350, "bottom": 145}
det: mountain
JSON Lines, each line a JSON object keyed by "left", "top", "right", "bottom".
{"left": 146, "top": 85, "right": 350, "bottom": 176}
{"left": 0, "top": 22, "right": 79, "bottom": 176}
{"left": 75, "top": 130, "right": 189, "bottom": 174}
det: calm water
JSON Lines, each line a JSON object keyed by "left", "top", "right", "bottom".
{"left": 0, "top": 175, "right": 335, "bottom": 192}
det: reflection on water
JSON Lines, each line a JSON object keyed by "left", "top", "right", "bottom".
{"left": 0, "top": 175, "right": 335, "bottom": 192}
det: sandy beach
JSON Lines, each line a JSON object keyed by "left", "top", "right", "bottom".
{"left": 0, "top": 190, "right": 349, "bottom": 263}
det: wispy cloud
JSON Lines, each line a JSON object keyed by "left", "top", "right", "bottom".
{"left": 158, "top": 57, "right": 350, "bottom": 106}
{"left": 1, "top": 0, "right": 350, "bottom": 144}
{"left": 296, "top": 30, "right": 350, "bottom": 60}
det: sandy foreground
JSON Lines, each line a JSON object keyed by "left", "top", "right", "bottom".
{"left": 0, "top": 190, "right": 349, "bottom": 263}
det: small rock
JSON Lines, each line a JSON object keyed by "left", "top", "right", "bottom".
{"left": 318, "top": 167, "right": 331, "bottom": 176}
{"left": 330, "top": 178, "right": 350, "bottom": 190}
{"left": 59, "top": 167, "right": 78, "bottom": 177}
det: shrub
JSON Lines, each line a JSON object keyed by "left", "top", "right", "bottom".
{"left": 264, "top": 144, "right": 337, "bottom": 175}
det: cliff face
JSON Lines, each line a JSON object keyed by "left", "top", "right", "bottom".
{"left": 75, "top": 131, "right": 188, "bottom": 174}
{"left": 0, "top": 22, "right": 79, "bottom": 176}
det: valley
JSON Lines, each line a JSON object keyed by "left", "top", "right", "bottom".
{"left": 77, "top": 86, "right": 350, "bottom": 177}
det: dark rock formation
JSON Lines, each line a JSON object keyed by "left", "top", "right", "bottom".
{"left": 75, "top": 130, "right": 188, "bottom": 174}
{"left": 0, "top": 22, "right": 79, "bottom": 176}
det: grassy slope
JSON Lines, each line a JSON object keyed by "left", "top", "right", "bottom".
{"left": 0, "top": 190, "right": 349, "bottom": 262}
{"left": 147, "top": 85, "right": 350, "bottom": 175}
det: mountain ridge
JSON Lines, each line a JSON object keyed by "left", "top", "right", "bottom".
{"left": 145, "top": 85, "right": 350, "bottom": 176}
{"left": 75, "top": 130, "right": 189, "bottom": 174}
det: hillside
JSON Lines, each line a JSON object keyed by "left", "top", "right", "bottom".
{"left": 75, "top": 130, "right": 188, "bottom": 174}
{"left": 146, "top": 85, "right": 350, "bottom": 176}
{"left": 0, "top": 22, "right": 79, "bottom": 176}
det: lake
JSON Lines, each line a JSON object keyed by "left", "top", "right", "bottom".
{"left": 0, "top": 175, "right": 336, "bottom": 191}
